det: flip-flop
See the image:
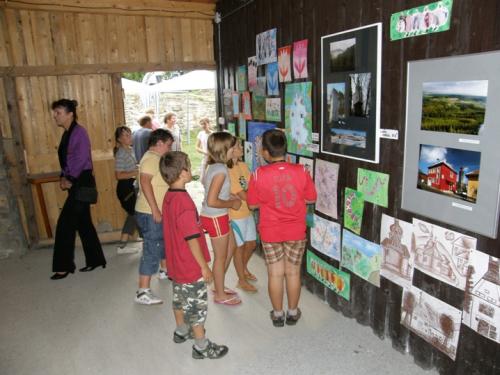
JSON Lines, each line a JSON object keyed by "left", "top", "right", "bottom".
{"left": 244, "top": 272, "right": 258, "bottom": 282}
{"left": 214, "top": 296, "right": 242, "bottom": 306}
{"left": 236, "top": 282, "right": 258, "bottom": 293}
{"left": 211, "top": 287, "right": 238, "bottom": 295}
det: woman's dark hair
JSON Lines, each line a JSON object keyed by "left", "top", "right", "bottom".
{"left": 51, "top": 99, "right": 78, "bottom": 121}
{"left": 148, "top": 128, "right": 174, "bottom": 148}
{"left": 113, "top": 126, "right": 131, "bottom": 156}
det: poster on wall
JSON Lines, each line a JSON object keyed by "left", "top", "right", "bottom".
{"left": 311, "top": 214, "right": 341, "bottom": 260}
{"left": 266, "top": 62, "right": 279, "bottom": 96}
{"left": 252, "top": 95, "right": 266, "bottom": 120}
{"left": 227, "top": 122, "right": 236, "bottom": 136}
{"left": 390, "top": 0, "right": 453, "bottom": 41}
{"left": 256, "top": 28, "right": 277, "bottom": 65}
{"left": 357, "top": 168, "right": 389, "bottom": 207}
{"left": 285, "top": 82, "right": 313, "bottom": 156}
{"left": 247, "top": 121, "right": 276, "bottom": 171}
{"left": 238, "top": 114, "right": 247, "bottom": 140}
{"left": 321, "top": 23, "right": 382, "bottom": 163}
{"left": 412, "top": 218, "right": 476, "bottom": 290}
{"left": 265, "top": 98, "right": 281, "bottom": 122}
{"left": 343, "top": 188, "right": 364, "bottom": 235}
{"left": 232, "top": 92, "right": 240, "bottom": 117}
{"left": 462, "top": 250, "right": 500, "bottom": 344}
{"left": 248, "top": 56, "right": 257, "bottom": 91}
{"left": 307, "top": 250, "right": 350, "bottom": 300}
{"left": 278, "top": 45, "right": 292, "bottom": 82}
{"left": 241, "top": 92, "right": 252, "bottom": 120}
{"left": 380, "top": 214, "right": 414, "bottom": 289}
{"left": 298, "top": 156, "right": 314, "bottom": 179}
{"left": 314, "top": 158, "right": 339, "bottom": 219}
{"left": 244, "top": 141, "right": 253, "bottom": 170}
{"left": 401, "top": 286, "right": 462, "bottom": 360}
{"left": 255, "top": 76, "right": 267, "bottom": 96}
{"left": 293, "top": 39, "right": 308, "bottom": 79}
{"left": 401, "top": 51, "right": 500, "bottom": 238}
{"left": 236, "top": 65, "right": 247, "bottom": 92}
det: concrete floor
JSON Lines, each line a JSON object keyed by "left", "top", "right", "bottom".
{"left": 0, "top": 244, "right": 437, "bottom": 375}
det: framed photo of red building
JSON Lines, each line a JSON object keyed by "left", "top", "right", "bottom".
{"left": 402, "top": 51, "right": 500, "bottom": 238}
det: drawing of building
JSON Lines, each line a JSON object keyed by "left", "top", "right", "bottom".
{"left": 414, "top": 237, "right": 457, "bottom": 285}
{"left": 466, "top": 170, "right": 479, "bottom": 200}
{"left": 381, "top": 219, "right": 411, "bottom": 280}
{"left": 427, "top": 161, "right": 457, "bottom": 192}
{"left": 451, "top": 236, "right": 473, "bottom": 275}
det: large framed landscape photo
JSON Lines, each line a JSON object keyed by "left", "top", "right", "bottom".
{"left": 402, "top": 51, "right": 500, "bottom": 238}
{"left": 321, "top": 23, "right": 382, "bottom": 163}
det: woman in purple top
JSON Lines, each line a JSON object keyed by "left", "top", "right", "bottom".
{"left": 50, "top": 99, "right": 106, "bottom": 280}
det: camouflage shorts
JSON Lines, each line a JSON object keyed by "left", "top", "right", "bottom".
{"left": 172, "top": 279, "right": 208, "bottom": 326}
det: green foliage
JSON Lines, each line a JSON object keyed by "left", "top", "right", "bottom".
{"left": 122, "top": 72, "right": 146, "bottom": 82}
{"left": 182, "top": 129, "right": 203, "bottom": 176}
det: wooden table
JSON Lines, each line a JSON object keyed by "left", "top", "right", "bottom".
{"left": 27, "top": 172, "right": 60, "bottom": 238}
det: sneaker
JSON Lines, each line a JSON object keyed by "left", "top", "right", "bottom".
{"left": 286, "top": 308, "right": 302, "bottom": 326}
{"left": 173, "top": 330, "right": 193, "bottom": 344}
{"left": 192, "top": 340, "right": 228, "bottom": 359}
{"left": 270, "top": 311, "right": 285, "bottom": 327}
{"left": 134, "top": 289, "right": 163, "bottom": 305}
{"left": 158, "top": 269, "right": 169, "bottom": 280}
{"left": 117, "top": 244, "right": 140, "bottom": 254}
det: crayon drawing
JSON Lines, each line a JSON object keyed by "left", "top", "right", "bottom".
{"left": 285, "top": 82, "right": 313, "bottom": 156}
{"left": 266, "top": 62, "right": 279, "bottom": 96}
{"left": 311, "top": 214, "right": 341, "bottom": 261}
{"left": 237, "top": 65, "right": 247, "bottom": 92}
{"left": 314, "top": 159, "right": 339, "bottom": 219}
{"left": 248, "top": 56, "right": 257, "bottom": 91}
{"left": 307, "top": 250, "right": 350, "bottom": 300}
{"left": 293, "top": 39, "right": 308, "bottom": 79}
{"left": 247, "top": 122, "right": 276, "bottom": 171}
{"left": 265, "top": 98, "right": 281, "bottom": 122}
{"left": 343, "top": 187, "right": 364, "bottom": 235}
{"left": 357, "top": 168, "right": 389, "bottom": 207}
{"left": 256, "top": 28, "right": 277, "bottom": 65}
{"left": 278, "top": 45, "right": 292, "bottom": 82}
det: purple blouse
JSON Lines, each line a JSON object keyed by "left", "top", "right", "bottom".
{"left": 61, "top": 124, "right": 93, "bottom": 180}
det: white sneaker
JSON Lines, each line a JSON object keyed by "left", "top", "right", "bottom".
{"left": 134, "top": 289, "right": 163, "bottom": 305}
{"left": 117, "top": 243, "right": 140, "bottom": 254}
{"left": 158, "top": 269, "right": 169, "bottom": 280}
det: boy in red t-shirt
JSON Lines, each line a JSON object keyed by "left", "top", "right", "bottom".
{"left": 247, "top": 129, "right": 317, "bottom": 327}
{"left": 160, "top": 151, "right": 228, "bottom": 359}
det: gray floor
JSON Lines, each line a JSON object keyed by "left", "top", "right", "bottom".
{"left": 0, "top": 245, "right": 437, "bottom": 375}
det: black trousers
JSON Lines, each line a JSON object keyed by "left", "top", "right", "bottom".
{"left": 52, "top": 191, "right": 106, "bottom": 272}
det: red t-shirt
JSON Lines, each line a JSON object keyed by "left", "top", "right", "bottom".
{"left": 162, "top": 189, "right": 211, "bottom": 284}
{"left": 247, "top": 161, "right": 317, "bottom": 242}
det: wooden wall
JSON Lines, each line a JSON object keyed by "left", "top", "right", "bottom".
{"left": 0, "top": 0, "right": 215, "bottom": 242}
{"left": 215, "top": 0, "right": 499, "bottom": 374}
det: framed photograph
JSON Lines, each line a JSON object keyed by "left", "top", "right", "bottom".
{"left": 402, "top": 51, "right": 500, "bottom": 238}
{"left": 321, "top": 23, "right": 382, "bottom": 163}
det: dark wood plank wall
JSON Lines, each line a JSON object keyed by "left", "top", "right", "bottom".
{"left": 215, "top": 1, "right": 500, "bottom": 373}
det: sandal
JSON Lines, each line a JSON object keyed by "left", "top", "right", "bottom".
{"left": 214, "top": 295, "right": 241, "bottom": 306}
{"left": 236, "top": 281, "right": 258, "bottom": 293}
{"left": 211, "top": 287, "right": 238, "bottom": 295}
{"left": 244, "top": 271, "right": 258, "bottom": 282}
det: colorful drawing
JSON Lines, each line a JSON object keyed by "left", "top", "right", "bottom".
{"left": 421, "top": 80, "right": 488, "bottom": 135}
{"left": 266, "top": 62, "right": 279, "bottom": 96}
{"left": 307, "top": 250, "right": 350, "bottom": 300}
{"left": 306, "top": 204, "right": 314, "bottom": 228}
{"left": 244, "top": 141, "right": 253, "bottom": 171}
{"left": 248, "top": 56, "right": 257, "bottom": 91}
{"left": 227, "top": 122, "right": 236, "bottom": 136}
{"left": 255, "top": 76, "right": 267, "bottom": 96}
{"left": 357, "top": 168, "right": 389, "bottom": 208}
{"left": 413, "top": 218, "right": 476, "bottom": 290}
{"left": 232, "top": 92, "right": 240, "bottom": 117}
{"left": 330, "top": 128, "right": 366, "bottom": 148}
{"left": 349, "top": 73, "right": 371, "bottom": 117}
{"left": 278, "top": 45, "right": 292, "bottom": 82}
{"left": 327, "top": 82, "right": 347, "bottom": 126}
{"left": 311, "top": 214, "right": 341, "bottom": 260}
{"left": 252, "top": 95, "right": 266, "bottom": 120}
{"left": 247, "top": 121, "right": 276, "bottom": 171}
{"left": 256, "top": 28, "right": 277, "bottom": 65}
{"left": 237, "top": 65, "right": 247, "bottom": 92}
{"left": 265, "top": 98, "right": 281, "bottom": 122}
{"left": 293, "top": 39, "right": 308, "bottom": 79}
{"left": 238, "top": 114, "right": 246, "bottom": 140}
{"left": 241, "top": 91, "right": 252, "bottom": 120}
{"left": 341, "top": 229, "right": 382, "bottom": 287}
{"left": 380, "top": 214, "right": 414, "bottom": 289}
{"left": 401, "top": 286, "right": 462, "bottom": 360}
{"left": 298, "top": 156, "right": 314, "bottom": 179}
{"left": 391, "top": 1, "right": 453, "bottom": 41}
{"left": 314, "top": 159, "right": 339, "bottom": 219}
{"left": 285, "top": 82, "right": 313, "bottom": 156}
{"left": 330, "top": 38, "right": 356, "bottom": 72}
{"left": 223, "top": 88, "right": 233, "bottom": 118}
{"left": 463, "top": 250, "right": 500, "bottom": 344}
{"left": 417, "top": 144, "right": 481, "bottom": 204}
{"left": 343, "top": 188, "right": 364, "bottom": 235}
{"left": 285, "top": 153, "right": 297, "bottom": 163}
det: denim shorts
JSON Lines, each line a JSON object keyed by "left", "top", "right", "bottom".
{"left": 230, "top": 215, "right": 257, "bottom": 247}
{"left": 135, "top": 212, "right": 165, "bottom": 276}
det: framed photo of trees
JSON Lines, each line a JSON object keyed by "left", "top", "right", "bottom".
{"left": 320, "top": 23, "right": 382, "bottom": 163}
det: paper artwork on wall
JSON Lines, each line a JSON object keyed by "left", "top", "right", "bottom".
{"left": 341, "top": 229, "right": 382, "bottom": 287}
{"left": 285, "top": 153, "right": 297, "bottom": 163}
{"left": 241, "top": 92, "right": 252, "bottom": 120}
{"left": 278, "top": 46, "right": 292, "bottom": 82}
{"left": 227, "top": 122, "right": 236, "bottom": 136}
{"left": 390, "top": 0, "right": 453, "bottom": 41}
{"left": 256, "top": 28, "right": 277, "bottom": 65}
{"left": 413, "top": 218, "right": 476, "bottom": 290}
{"left": 314, "top": 159, "right": 339, "bottom": 219}
{"left": 232, "top": 92, "right": 240, "bottom": 117}
{"left": 266, "top": 62, "right": 279, "bottom": 96}
{"left": 462, "top": 250, "right": 500, "bottom": 343}
{"left": 244, "top": 141, "right": 253, "bottom": 171}
{"left": 307, "top": 250, "right": 350, "bottom": 300}
{"left": 357, "top": 168, "right": 389, "bottom": 207}
{"left": 248, "top": 56, "right": 257, "bottom": 91}
{"left": 306, "top": 204, "right": 314, "bottom": 228}
{"left": 298, "top": 156, "right": 314, "bottom": 179}
{"left": 343, "top": 188, "right": 364, "bottom": 235}
{"left": 401, "top": 286, "right": 462, "bottom": 360}
{"left": 252, "top": 95, "right": 266, "bottom": 120}
{"left": 311, "top": 214, "right": 341, "bottom": 261}
{"left": 223, "top": 88, "right": 233, "bottom": 118}
{"left": 293, "top": 39, "right": 308, "bottom": 79}
{"left": 285, "top": 82, "right": 313, "bottom": 156}
{"left": 255, "top": 76, "right": 267, "bottom": 96}
{"left": 247, "top": 122, "right": 276, "bottom": 171}
{"left": 236, "top": 65, "right": 247, "bottom": 92}
{"left": 238, "top": 114, "right": 247, "bottom": 140}
{"left": 265, "top": 98, "right": 281, "bottom": 122}
{"left": 380, "top": 214, "right": 414, "bottom": 289}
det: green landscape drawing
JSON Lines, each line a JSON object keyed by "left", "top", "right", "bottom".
{"left": 357, "top": 168, "right": 389, "bottom": 208}
{"left": 421, "top": 80, "right": 488, "bottom": 135}
{"left": 343, "top": 187, "right": 364, "bottom": 234}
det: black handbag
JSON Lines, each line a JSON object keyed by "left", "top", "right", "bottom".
{"left": 75, "top": 186, "right": 98, "bottom": 204}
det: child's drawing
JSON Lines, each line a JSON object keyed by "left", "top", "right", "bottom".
{"left": 223, "top": 88, "right": 233, "bottom": 118}
{"left": 341, "top": 229, "right": 382, "bottom": 287}
{"left": 357, "top": 168, "right": 389, "bottom": 207}
{"left": 237, "top": 65, "right": 247, "bottom": 92}
{"left": 413, "top": 218, "right": 476, "bottom": 290}
{"left": 248, "top": 56, "right": 257, "bottom": 91}
{"left": 244, "top": 141, "right": 253, "bottom": 171}
{"left": 285, "top": 82, "right": 313, "bottom": 156}
{"left": 298, "top": 156, "right": 314, "bottom": 179}
{"left": 247, "top": 121, "right": 276, "bottom": 171}
{"left": 266, "top": 62, "right": 279, "bottom": 96}
{"left": 241, "top": 92, "right": 252, "bottom": 120}
{"left": 307, "top": 250, "right": 350, "bottom": 300}
{"left": 311, "top": 214, "right": 341, "bottom": 260}
{"left": 462, "top": 250, "right": 500, "bottom": 343}
{"left": 256, "top": 28, "right": 277, "bottom": 65}
{"left": 380, "top": 214, "right": 414, "bottom": 288}
{"left": 255, "top": 76, "right": 267, "bottom": 96}
{"left": 238, "top": 114, "right": 246, "bottom": 140}
{"left": 265, "top": 98, "right": 281, "bottom": 122}
{"left": 314, "top": 159, "right": 339, "bottom": 219}
{"left": 232, "top": 92, "right": 240, "bottom": 117}
{"left": 401, "top": 286, "right": 462, "bottom": 360}
{"left": 343, "top": 188, "right": 364, "bottom": 235}
{"left": 278, "top": 45, "right": 292, "bottom": 82}
{"left": 252, "top": 95, "right": 266, "bottom": 120}
{"left": 293, "top": 39, "right": 308, "bottom": 79}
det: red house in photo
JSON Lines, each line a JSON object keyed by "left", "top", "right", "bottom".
{"left": 427, "top": 161, "right": 457, "bottom": 192}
